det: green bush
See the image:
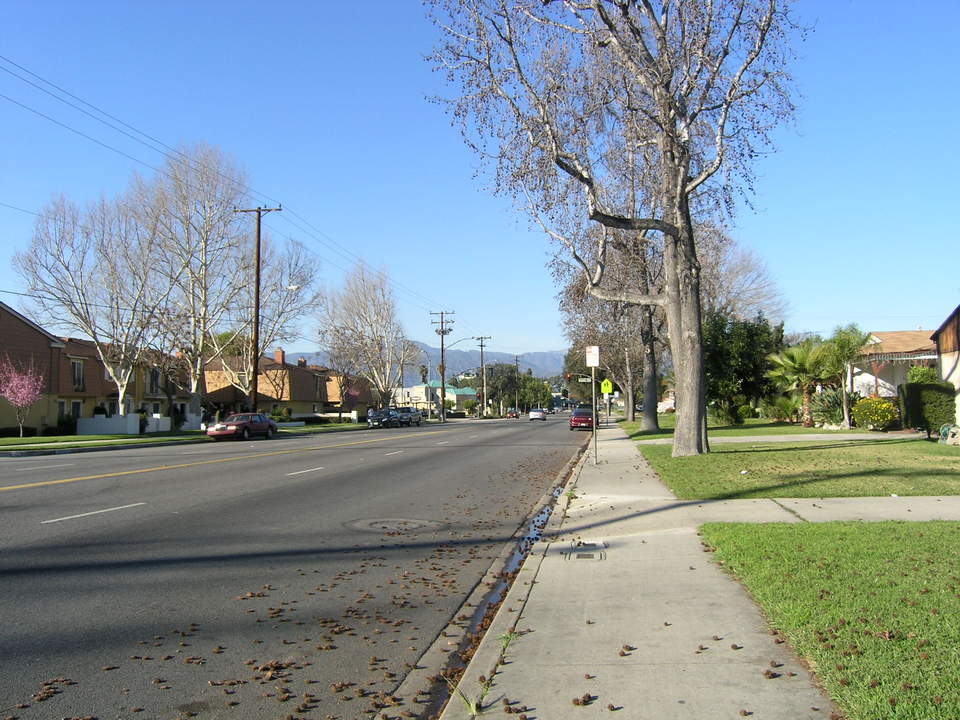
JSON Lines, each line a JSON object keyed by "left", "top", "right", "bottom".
{"left": 899, "top": 382, "right": 955, "bottom": 438}
{"left": 810, "top": 388, "right": 861, "bottom": 425}
{"left": 906, "top": 365, "right": 939, "bottom": 384}
{"left": 738, "top": 404, "right": 756, "bottom": 421}
{"left": 759, "top": 394, "right": 801, "bottom": 423}
{"left": 851, "top": 397, "right": 897, "bottom": 431}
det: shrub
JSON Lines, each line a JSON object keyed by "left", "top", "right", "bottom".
{"left": 810, "top": 388, "right": 861, "bottom": 426}
{"left": 738, "top": 404, "right": 755, "bottom": 421}
{"left": 906, "top": 365, "right": 939, "bottom": 384}
{"left": 899, "top": 382, "right": 956, "bottom": 438}
{"left": 851, "top": 397, "right": 897, "bottom": 431}
{"left": 759, "top": 394, "right": 801, "bottom": 423}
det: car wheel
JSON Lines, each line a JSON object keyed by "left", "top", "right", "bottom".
{"left": 242, "top": 427, "right": 250, "bottom": 440}
{"left": 265, "top": 427, "right": 273, "bottom": 439}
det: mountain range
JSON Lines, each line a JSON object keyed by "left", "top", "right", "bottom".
{"left": 289, "top": 342, "right": 566, "bottom": 386}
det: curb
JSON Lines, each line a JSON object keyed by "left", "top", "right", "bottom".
{"left": 434, "top": 439, "right": 590, "bottom": 719}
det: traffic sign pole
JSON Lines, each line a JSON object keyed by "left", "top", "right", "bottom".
{"left": 592, "top": 366, "right": 598, "bottom": 464}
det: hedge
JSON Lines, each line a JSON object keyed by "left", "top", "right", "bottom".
{"left": 898, "top": 381, "right": 956, "bottom": 438}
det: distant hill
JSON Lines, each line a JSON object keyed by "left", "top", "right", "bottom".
{"left": 289, "top": 342, "right": 565, "bottom": 386}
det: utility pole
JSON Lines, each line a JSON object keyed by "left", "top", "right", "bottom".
{"left": 235, "top": 205, "right": 281, "bottom": 412}
{"left": 474, "top": 336, "right": 491, "bottom": 416}
{"left": 514, "top": 355, "right": 520, "bottom": 414}
{"left": 431, "top": 311, "right": 454, "bottom": 422}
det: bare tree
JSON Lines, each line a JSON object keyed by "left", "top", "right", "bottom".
{"left": 143, "top": 144, "right": 251, "bottom": 419}
{"left": 320, "top": 326, "right": 362, "bottom": 420}
{"left": 554, "top": 224, "right": 665, "bottom": 428}
{"left": 698, "top": 224, "right": 787, "bottom": 322}
{"left": 16, "top": 194, "right": 178, "bottom": 415}
{"left": 430, "top": 0, "right": 796, "bottom": 455}
{"left": 207, "top": 238, "right": 322, "bottom": 403}
{"left": 318, "top": 263, "right": 421, "bottom": 408}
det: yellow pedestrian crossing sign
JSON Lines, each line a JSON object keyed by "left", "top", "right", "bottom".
{"left": 600, "top": 378, "right": 614, "bottom": 394}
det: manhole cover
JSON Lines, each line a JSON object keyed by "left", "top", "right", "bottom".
{"left": 346, "top": 518, "right": 447, "bottom": 533}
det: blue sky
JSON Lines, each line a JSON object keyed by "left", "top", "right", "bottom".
{"left": 1, "top": 1, "right": 956, "bottom": 356}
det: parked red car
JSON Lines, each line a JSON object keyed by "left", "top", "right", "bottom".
{"left": 569, "top": 408, "right": 594, "bottom": 431}
{"left": 207, "top": 413, "right": 277, "bottom": 440}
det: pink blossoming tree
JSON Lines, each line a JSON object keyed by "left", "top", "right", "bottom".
{"left": 0, "top": 356, "right": 45, "bottom": 437}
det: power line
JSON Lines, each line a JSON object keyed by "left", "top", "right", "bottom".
{"left": 0, "top": 56, "right": 445, "bottom": 315}
{"left": 0, "top": 55, "right": 499, "bottom": 342}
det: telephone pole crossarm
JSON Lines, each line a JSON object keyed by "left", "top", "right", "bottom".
{"left": 430, "top": 311, "right": 454, "bottom": 422}
{"left": 234, "top": 205, "right": 282, "bottom": 412}
{"left": 474, "top": 336, "right": 491, "bottom": 416}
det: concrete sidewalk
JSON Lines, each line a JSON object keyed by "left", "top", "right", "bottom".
{"left": 440, "top": 423, "right": 960, "bottom": 720}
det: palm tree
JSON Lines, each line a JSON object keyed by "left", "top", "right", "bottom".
{"left": 766, "top": 341, "right": 827, "bottom": 427}
{"left": 818, "top": 325, "right": 871, "bottom": 428}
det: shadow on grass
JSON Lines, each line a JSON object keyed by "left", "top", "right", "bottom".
{"left": 710, "top": 438, "right": 920, "bottom": 453}
{"left": 620, "top": 419, "right": 810, "bottom": 440}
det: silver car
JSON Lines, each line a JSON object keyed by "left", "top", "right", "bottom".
{"left": 529, "top": 408, "right": 546, "bottom": 421}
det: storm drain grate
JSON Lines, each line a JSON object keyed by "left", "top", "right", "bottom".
{"left": 562, "top": 538, "right": 608, "bottom": 560}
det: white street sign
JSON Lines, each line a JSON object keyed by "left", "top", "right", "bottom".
{"left": 585, "top": 345, "right": 600, "bottom": 367}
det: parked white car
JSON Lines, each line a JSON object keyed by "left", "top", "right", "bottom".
{"left": 529, "top": 408, "right": 546, "bottom": 421}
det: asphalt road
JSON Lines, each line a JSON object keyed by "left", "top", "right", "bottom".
{"left": 0, "top": 415, "right": 583, "bottom": 719}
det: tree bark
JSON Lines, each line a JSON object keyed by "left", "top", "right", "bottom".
{"left": 623, "top": 346, "right": 635, "bottom": 422}
{"left": 664, "top": 195, "right": 708, "bottom": 457}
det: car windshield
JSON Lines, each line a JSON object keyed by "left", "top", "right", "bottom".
{"left": 225, "top": 414, "right": 249, "bottom": 422}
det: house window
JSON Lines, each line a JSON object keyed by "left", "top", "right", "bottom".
{"left": 152, "top": 402, "right": 161, "bottom": 415}
{"left": 57, "top": 400, "right": 66, "bottom": 420}
{"left": 315, "top": 376, "right": 323, "bottom": 398}
{"left": 312, "top": 404, "right": 319, "bottom": 413}
{"left": 108, "top": 400, "right": 117, "bottom": 416}
{"left": 71, "top": 360, "right": 85, "bottom": 392}
{"left": 71, "top": 400, "right": 82, "bottom": 418}
{"left": 149, "top": 368, "right": 161, "bottom": 394}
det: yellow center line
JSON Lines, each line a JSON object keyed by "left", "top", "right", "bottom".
{"left": 0, "top": 429, "right": 454, "bottom": 493}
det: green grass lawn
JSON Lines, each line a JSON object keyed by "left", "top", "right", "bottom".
{"left": 640, "top": 438, "right": 960, "bottom": 498}
{"left": 621, "top": 414, "right": 869, "bottom": 441}
{"left": 701, "top": 521, "right": 960, "bottom": 720}
{"left": 0, "top": 423, "right": 367, "bottom": 449}
{"left": 0, "top": 431, "right": 205, "bottom": 448}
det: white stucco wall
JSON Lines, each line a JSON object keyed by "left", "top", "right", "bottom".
{"left": 939, "top": 350, "right": 960, "bottom": 424}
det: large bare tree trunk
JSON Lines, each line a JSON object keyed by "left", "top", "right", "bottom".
{"left": 623, "top": 347, "right": 635, "bottom": 422}
{"left": 664, "top": 197, "right": 708, "bottom": 456}
{"left": 640, "top": 310, "right": 660, "bottom": 432}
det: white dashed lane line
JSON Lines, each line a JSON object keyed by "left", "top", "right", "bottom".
{"left": 285, "top": 466, "right": 325, "bottom": 476}
{"left": 15, "top": 464, "right": 75, "bottom": 472}
{"left": 42, "top": 502, "right": 146, "bottom": 525}
{"left": 384, "top": 451, "right": 404, "bottom": 456}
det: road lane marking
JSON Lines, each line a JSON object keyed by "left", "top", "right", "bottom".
{"left": 436, "top": 441, "right": 449, "bottom": 445}
{"left": 286, "top": 466, "right": 325, "bottom": 476}
{"left": 0, "top": 429, "right": 454, "bottom": 493}
{"left": 41, "top": 502, "right": 146, "bottom": 524}
{"left": 15, "top": 463, "right": 75, "bottom": 472}
{"left": 384, "top": 451, "right": 404, "bottom": 456}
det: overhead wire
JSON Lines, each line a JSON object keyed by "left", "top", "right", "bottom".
{"left": 0, "top": 55, "right": 455, "bottom": 325}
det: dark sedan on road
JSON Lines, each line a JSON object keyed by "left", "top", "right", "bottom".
{"left": 569, "top": 408, "right": 594, "bottom": 431}
{"left": 368, "top": 409, "right": 401, "bottom": 428}
{"left": 207, "top": 413, "right": 277, "bottom": 440}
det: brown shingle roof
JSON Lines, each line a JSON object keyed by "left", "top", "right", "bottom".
{"left": 861, "top": 330, "right": 936, "bottom": 356}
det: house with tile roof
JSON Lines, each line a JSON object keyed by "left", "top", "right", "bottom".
{"left": 851, "top": 330, "right": 937, "bottom": 398}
